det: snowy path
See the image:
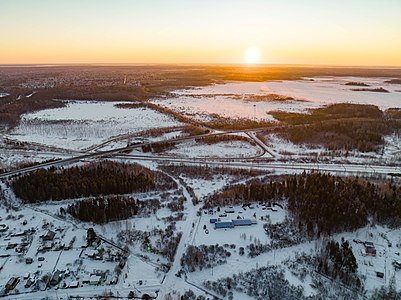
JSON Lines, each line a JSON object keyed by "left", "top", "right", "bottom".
{"left": 156, "top": 176, "right": 201, "bottom": 299}
{"left": 246, "top": 131, "right": 276, "bottom": 158}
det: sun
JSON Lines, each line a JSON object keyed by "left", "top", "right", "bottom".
{"left": 244, "top": 47, "right": 261, "bottom": 64}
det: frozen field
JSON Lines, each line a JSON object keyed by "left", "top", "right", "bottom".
{"left": 153, "top": 93, "right": 313, "bottom": 122}
{"left": 162, "top": 140, "right": 262, "bottom": 159}
{"left": 7, "top": 101, "right": 181, "bottom": 151}
{"left": 0, "top": 148, "right": 71, "bottom": 171}
{"left": 261, "top": 132, "right": 401, "bottom": 166}
{"left": 153, "top": 76, "right": 401, "bottom": 121}
{"left": 268, "top": 76, "right": 401, "bottom": 108}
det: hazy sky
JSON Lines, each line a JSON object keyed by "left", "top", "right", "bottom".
{"left": 1, "top": 0, "right": 401, "bottom": 65}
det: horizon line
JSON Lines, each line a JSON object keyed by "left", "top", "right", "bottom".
{"left": 1, "top": 63, "right": 401, "bottom": 69}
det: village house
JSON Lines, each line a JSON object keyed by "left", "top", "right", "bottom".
{"left": 41, "top": 230, "right": 56, "bottom": 241}
{"left": 363, "top": 241, "right": 377, "bottom": 257}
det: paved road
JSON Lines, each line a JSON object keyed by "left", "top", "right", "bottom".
{"left": 2, "top": 128, "right": 401, "bottom": 180}
{"left": 156, "top": 176, "right": 199, "bottom": 299}
{"left": 0, "top": 128, "right": 267, "bottom": 179}
{"left": 246, "top": 131, "right": 276, "bottom": 158}
{"left": 112, "top": 153, "right": 401, "bottom": 177}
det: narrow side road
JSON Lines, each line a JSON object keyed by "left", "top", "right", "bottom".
{"left": 156, "top": 176, "right": 200, "bottom": 299}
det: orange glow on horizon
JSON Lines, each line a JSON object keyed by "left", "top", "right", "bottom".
{"left": 1, "top": 1, "right": 401, "bottom": 66}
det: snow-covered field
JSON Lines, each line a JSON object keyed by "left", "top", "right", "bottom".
{"left": 7, "top": 101, "right": 181, "bottom": 151}
{"left": 262, "top": 133, "right": 401, "bottom": 166}
{"left": 153, "top": 77, "right": 401, "bottom": 122}
{"left": 180, "top": 176, "right": 233, "bottom": 201}
{"left": 268, "top": 76, "right": 401, "bottom": 108}
{"left": 0, "top": 148, "right": 71, "bottom": 171}
{"left": 162, "top": 140, "right": 262, "bottom": 159}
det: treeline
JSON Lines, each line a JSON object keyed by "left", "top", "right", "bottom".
{"left": 181, "top": 244, "right": 231, "bottom": 272}
{"left": 66, "top": 196, "right": 140, "bottom": 224}
{"left": 385, "top": 78, "right": 401, "bottom": 84}
{"left": 351, "top": 87, "right": 389, "bottom": 93}
{"left": 0, "top": 158, "right": 61, "bottom": 174}
{"left": 195, "top": 134, "right": 255, "bottom": 145}
{"left": 272, "top": 103, "right": 385, "bottom": 125}
{"left": 345, "top": 82, "right": 370, "bottom": 86}
{"left": 115, "top": 100, "right": 202, "bottom": 127}
{"left": 385, "top": 108, "right": 401, "bottom": 119}
{"left": 207, "top": 172, "right": 401, "bottom": 237}
{"left": 204, "top": 265, "right": 304, "bottom": 300}
{"left": 242, "top": 93, "right": 295, "bottom": 102}
{"left": 0, "top": 96, "right": 64, "bottom": 127}
{"left": 318, "top": 239, "right": 361, "bottom": 289}
{"left": 114, "top": 103, "right": 146, "bottom": 109}
{"left": 142, "top": 141, "right": 175, "bottom": 153}
{"left": 12, "top": 161, "right": 158, "bottom": 203}
{"left": 203, "top": 116, "right": 275, "bottom": 130}
{"left": 270, "top": 103, "right": 401, "bottom": 152}
{"left": 159, "top": 164, "right": 265, "bottom": 180}
{"left": 51, "top": 84, "right": 149, "bottom": 102}
{"left": 167, "top": 197, "right": 185, "bottom": 212}
{"left": 182, "top": 125, "right": 210, "bottom": 136}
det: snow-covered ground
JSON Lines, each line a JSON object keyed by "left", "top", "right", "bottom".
{"left": 268, "top": 76, "right": 401, "bottom": 108}
{"left": 0, "top": 148, "right": 71, "bottom": 171}
{"left": 263, "top": 133, "right": 401, "bottom": 166}
{"left": 2, "top": 161, "right": 401, "bottom": 299}
{"left": 162, "top": 140, "right": 262, "bottom": 159}
{"left": 193, "top": 204, "right": 285, "bottom": 246}
{"left": 188, "top": 204, "right": 401, "bottom": 299}
{"left": 153, "top": 95, "right": 311, "bottom": 122}
{"left": 1, "top": 76, "right": 401, "bottom": 299}
{"left": 0, "top": 92, "right": 10, "bottom": 98}
{"left": 180, "top": 176, "right": 233, "bottom": 201}
{"left": 6, "top": 101, "right": 181, "bottom": 151}
{"left": 153, "top": 77, "right": 401, "bottom": 122}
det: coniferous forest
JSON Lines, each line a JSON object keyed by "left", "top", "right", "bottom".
{"left": 318, "top": 239, "right": 360, "bottom": 288}
{"left": 65, "top": 196, "right": 161, "bottom": 224}
{"left": 11, "top": 161, "right": 159, "bottom": 203}
{"left": 66, "top": 196, "right": 136, "bottom": 224}
{"left": 207, "top": 172, "right": 401, "bottom": 237}
{"left": 270, "top": 103, "right": 401, "bottom": 152}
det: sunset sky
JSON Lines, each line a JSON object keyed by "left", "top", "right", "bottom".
{"left": 1, "top": 0, "right": 401, "bottom": 66}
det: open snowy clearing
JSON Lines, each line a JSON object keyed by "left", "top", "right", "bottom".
{"left": 7, "top": 101, "right": 181, "bottom": 151}
{"left": 262, "top": 133, "right": 401, "bottom": 166}
{"left": 153, "top": 76, "right": 401, "bottom": 122}
{"left": 153, "top": 95, "right": 312, "bottom": 122}
{"left": 0, "top": 148, "right": 71, "bottom": 171}
{"left": 180, "top": 176, "right": 234, "bottom": 202}
{"left": 193, "top": 204, "right": 286, "bottom": 246}
{"left": 162, "top": 140, "right": 262, "bottom": 159}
